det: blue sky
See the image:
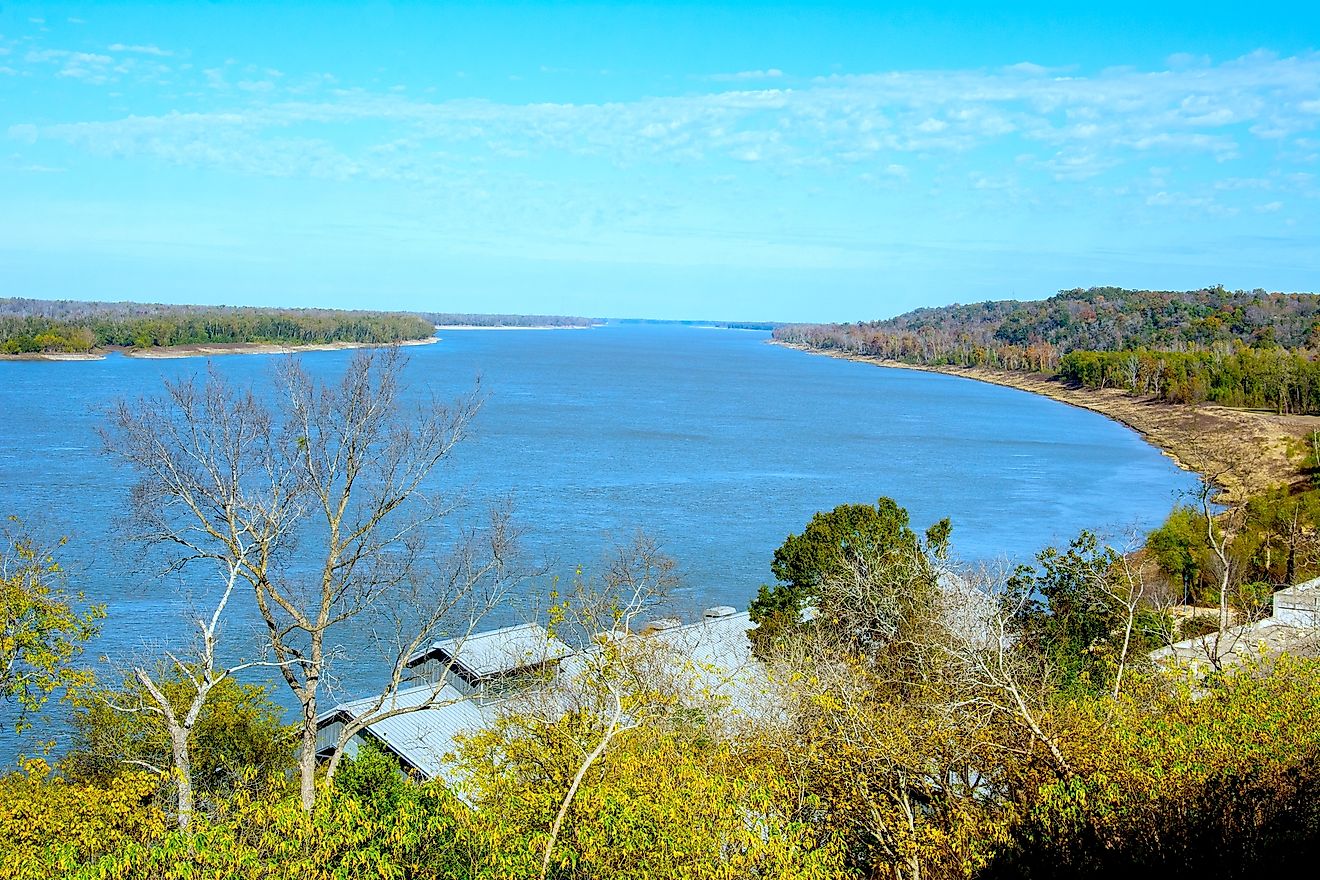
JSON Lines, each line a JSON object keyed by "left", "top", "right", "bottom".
{"left": 1, "top": 2, "right": 1318, "bottom": 321}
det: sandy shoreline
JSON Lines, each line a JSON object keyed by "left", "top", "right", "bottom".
{"left": 127, "top": 336, "right": 441, "bottom": 359}
{"left": 0, "top": 351, "right": 108, "bottom": 361}
{"left": 771, "top": 340, "right": 1319, "bottom": 503}
{"left": 1, "top": 336, "right": 439, "bottom": 362}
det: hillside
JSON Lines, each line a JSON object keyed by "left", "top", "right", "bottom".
{"left": 828, "top": 286, "right": 1320, "bottom": 351}
{"left": 776, "top": 287, "right": 1320, "bottom": 416}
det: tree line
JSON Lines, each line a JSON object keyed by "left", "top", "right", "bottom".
{"left": 776, "top": 286, "right": 1320, "bottom": 414}
{"left": 0, "top": 299, "right": 436, "bottom": 354}
{"left": 422, "top": 312, "right": 597, "bottom": 327}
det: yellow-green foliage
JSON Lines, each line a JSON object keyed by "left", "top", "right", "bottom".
{"left": 748, "top": 658, "right": 1020, "bottom": 880}
{"left": 78, "top": 785, "right": 468, "bottom": 880}
{"left": 455, "top": 717, "right": 845, "bottom": 880}
{"left": 1, "top": 524, "right": 103, "bottom": 727}
{"left": 984, "top": 656, "right": 1320, "bottom": 877}
{"left": 5, "top": 658, "right": 1320, "bottom": 879}
{"left": 1057, "top": 655, "right": 1320, "bottom": 801}
{"left": 0, "top": 772, "right": 470, "bottom": 880}
{"left": 64, "top": 672, "right": 294, "bottom": 799}
{"left": 0, "top": 759, "right": 166, "bottom": 880}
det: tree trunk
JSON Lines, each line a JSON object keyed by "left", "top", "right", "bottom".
{"left": 324, "top": 742, "right": 345, "bottom": 789}
{"left": 300, "top": 699, "right": 318, "bottom": 812}
{"left": 542, "top": 721, "right": 622, "bottom": 880}
{"left": 171, "top": 728, "right": 194, "bottom": 832}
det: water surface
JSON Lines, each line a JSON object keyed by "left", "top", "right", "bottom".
{"left": 0, "top": 324, "right": 1196, "bottom": 755}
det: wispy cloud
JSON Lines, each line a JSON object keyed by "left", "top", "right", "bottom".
{"left": 108, "top": 43, "right": 173, "bottom": 57}
{"left": 8, "top": 50, "right": 1320, "bottom": 231}
{"left": 706, "top": 68, "right": 784, "bottom": 82}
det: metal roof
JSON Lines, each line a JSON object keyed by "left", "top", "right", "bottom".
{"left": 323, "top": 610, "right": 772, "bottom": 786}
{"left": 1151, "top": 617, "right": 1320, "bottom": 669}
{"left": 556, "top": 610, "right": 777, "bottom": 722}
{"left": 318, "top": 683, "right": 503, "bottom": 787}
{"left": 412, "top": 621, "right": 573, "bottom": 679}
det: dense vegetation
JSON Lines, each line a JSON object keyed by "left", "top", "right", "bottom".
{"left": 0, "top": 298, "right": 436, "bottom": 353}
{"left": 4, "top": 490, "right": 1320, "bottom": 879}
{"left": 776, "top": 286, "right": 1320, "bottom": 413}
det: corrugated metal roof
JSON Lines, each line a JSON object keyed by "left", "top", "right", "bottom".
{"left": 412, "top": 622, "right": 573, "bottom": 679}
{"left": 318, "top": 683, "right": 503, "bottom": 786}
{"left": 556, "top": 610, "right": 776, "bottom": 721}
{"left": 323, "top": 610, "right": 772, "bottom": 785}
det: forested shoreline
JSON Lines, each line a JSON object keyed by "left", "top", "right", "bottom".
{"left": 0, "top": 298, "right": 437, "bottom": 354}
{"left": 776, "top": 286, "right": 1320, "bottom": 415}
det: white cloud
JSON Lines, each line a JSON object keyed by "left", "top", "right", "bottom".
{"left": 108, "top": 43, "right": 173, "bottom": 57}
{"left": 707, "top": 69, "right": 783, "bottom": 82}
{"left": 11, "top": 50, "right": 1319, "bottom": 214}
{"left": 1145, "top": 190, "right": 1238, "bottom": 217}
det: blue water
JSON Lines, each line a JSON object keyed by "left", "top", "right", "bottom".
{"left": 0, "top": 324, "right": 1197, "bottom": 757}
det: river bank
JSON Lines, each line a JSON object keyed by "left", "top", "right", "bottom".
{"left": 772, "top": 340, "right": 1320, "bottom": 503}
{"left": 1, "top": 336, "right": 440, "bottom": 362}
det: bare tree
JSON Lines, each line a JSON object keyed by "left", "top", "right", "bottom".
{"left": 318, "top": 506, "right": 534, "bottom": 786}
{"left": 1198, "top": 477, "right": 1240, "bottom": 638}
{"left": 938, "top": 570, "right": 1073, "bottom": 777}
{"left": 107, "top": 557, "right": 295, "bottom": 830}
{"left": 106, "top": 346, "right": 492, "bottom": 810}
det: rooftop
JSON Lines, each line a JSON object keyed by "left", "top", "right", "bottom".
{"left": 554, "top": 608, "right": 775, "bottom": 723}
{"left": 1151, "top": 617, "right": 1320, "bottom": 669}
{"left": 1151, "top": 576, "right": 1320, "bottom": 670}
{"left": 411, "top": 621, "right": 574, "bottom": 679}
{"left": 324, "top": 608, "right": 768, "bottom": 785}
{"left": 318, "top": 683, "right": 504, "bottom": 788}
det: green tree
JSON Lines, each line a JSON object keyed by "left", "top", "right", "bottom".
{"left": 1008, "top": 532, "right": 1140, "bottom": 696}
{"left": 1147, "top": 506, "right": 1207, "bottom": 604}
{"left": 331, "top": 739, "right": 410, "bottom": 817}
{"left": 750, "top": 498, "right": 949, "bottom": 653}
{"left": 64, "top": 671, "right": 293, "bottom": 804}
{"left": 0, "top": 520, "right": 103, "bottom": 730}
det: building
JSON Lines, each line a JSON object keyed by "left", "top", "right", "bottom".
{"left": 315, "top": 682, "right": 503, "bottom": 789}
{"left": 1151, "top": 578, "right": 1320, "bottom": 671}
{"left": 315, "top": 607, "right": 766, "bottom": 786}
{"left": 406, "top": 621, "right": 574, "bottom": 697}
{"left": 1273, "top": 575, "right": 1320, "bottom": 627}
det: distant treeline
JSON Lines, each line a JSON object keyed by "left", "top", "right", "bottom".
{"left": 0, "top": 298, "right": 436, "bottom": 353}
{"left": 615, "top": 318, "right": 781, "bottom": 330}
{"left": 776, "top": 286, "right": 1320, "bottom": 414}
{"left": 422, "top": 313, "right": 597, "bottom": 328}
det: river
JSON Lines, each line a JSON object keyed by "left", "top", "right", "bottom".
{"left": 0, "top": 323, "right": 1197, "bottom": 758}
